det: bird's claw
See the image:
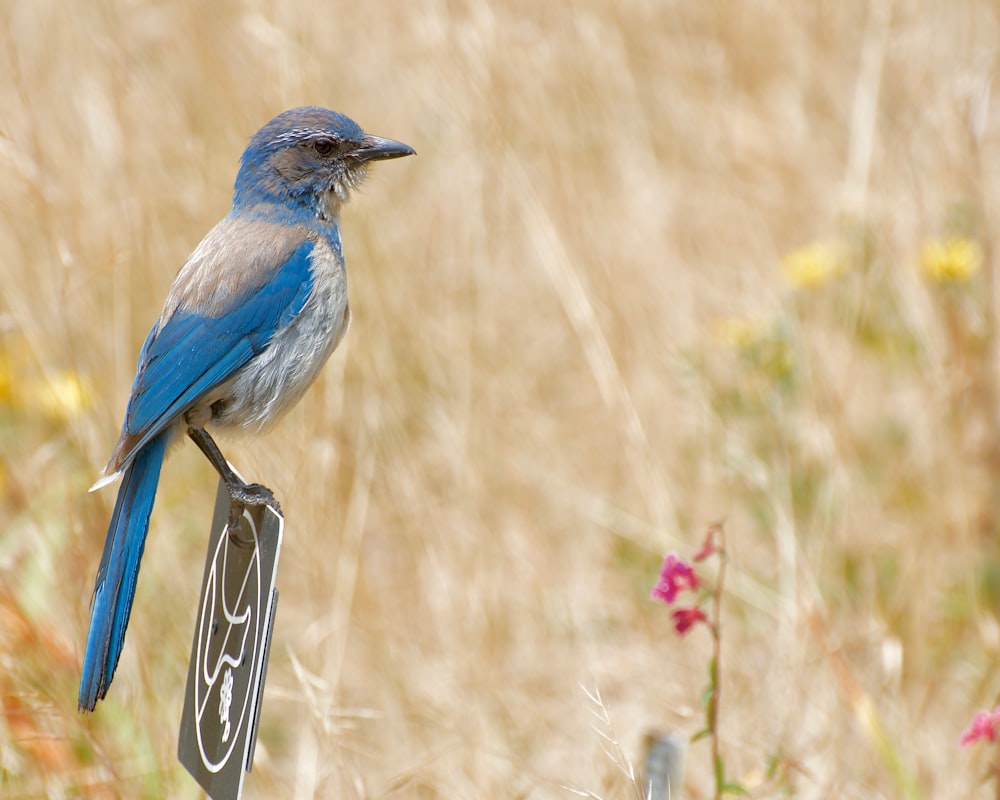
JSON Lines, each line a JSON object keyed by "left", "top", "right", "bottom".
{"left": 225, "top": 482, "right": 280, "bottom": 541}
{"left": 228, "top": 481, "right": 280, "bottom": 512}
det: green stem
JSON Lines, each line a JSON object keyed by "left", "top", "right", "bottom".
{"left": 710, "top": 525, "right": 727, "bottom": 800}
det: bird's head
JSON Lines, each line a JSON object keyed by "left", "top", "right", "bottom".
{"left": 233, "top": 106, "right": 414, "bottom": 221}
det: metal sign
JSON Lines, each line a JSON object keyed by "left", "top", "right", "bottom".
{"left": 178, "top": 477, "right": 283, "bottom": 799}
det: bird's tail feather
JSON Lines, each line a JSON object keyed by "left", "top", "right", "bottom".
{"left": 78, "top": 433, "right": 168, "bottom": 711}
{"left": 88, "top": 470, "right": 122, "bottom": 493}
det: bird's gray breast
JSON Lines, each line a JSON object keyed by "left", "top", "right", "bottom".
{"left": 215, "top": 236, "right": 350, "bottom": 431}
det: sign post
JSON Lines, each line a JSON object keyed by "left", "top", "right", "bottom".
{"left": 178, "top": 476, "right": 283, "bottom": 799}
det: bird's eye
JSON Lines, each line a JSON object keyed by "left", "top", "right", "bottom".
{"left": 312, "top": 138, "right": 335, "bottom": 156}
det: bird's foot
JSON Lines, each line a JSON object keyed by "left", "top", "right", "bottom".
{"left": 225, "top": 482, "right": 280, "bottom": 541}
{"left": 228, "top": 481, "right": 281, "bottom": 513}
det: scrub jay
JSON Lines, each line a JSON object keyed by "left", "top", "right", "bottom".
{"left": 79, "top": 107, "right": 414, "bottom": 711}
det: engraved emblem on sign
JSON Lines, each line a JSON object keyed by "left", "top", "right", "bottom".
{"left": 193, "top": 510, "right": 261, "bottom": 773}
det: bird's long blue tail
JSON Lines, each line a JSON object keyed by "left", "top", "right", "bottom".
{"left": 79, "top": 433, "right": 168, "bottom": 711}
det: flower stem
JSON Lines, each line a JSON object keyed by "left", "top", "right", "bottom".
{"left": 710, "top": 524, "right": 727, "bottom": 800}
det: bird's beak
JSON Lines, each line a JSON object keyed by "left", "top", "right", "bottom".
{"left": 350, "top": 135, "right": 416, "bottom": 163}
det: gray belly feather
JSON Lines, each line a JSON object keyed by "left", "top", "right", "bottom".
{"left": 211, "top": 239, "right": 350, "bottom": 432}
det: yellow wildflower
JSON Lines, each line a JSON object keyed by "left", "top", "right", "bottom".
{"left": 0, "top": 350, "right": 13, "bottom": 407}
{"left": 0, "top": 333, "right": 33, "bottom": 408}
{"left": 31, "top": 371, "right": 91, "bottom": 422}
{"left": 921, "top": 237, "right": 982, "bottom": 283}
{"left": 713, "top": 315, "right": 772, "bottom": 352}
{"left": 713, "top": 314, "right": 795, "bottom": 386}
{"left": 781, "top": 242, "right": 844, "bottom": 290}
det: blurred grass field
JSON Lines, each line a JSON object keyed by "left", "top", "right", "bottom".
{"left": 2, "top": 0, "right": 1000, "bottom": 796}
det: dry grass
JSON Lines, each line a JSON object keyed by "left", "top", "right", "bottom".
{"left": 2, "top": 0, "right": 1000, "bottom": 796}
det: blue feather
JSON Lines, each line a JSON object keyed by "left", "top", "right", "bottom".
{"left": 118, "top": 239, "right": 316, "bottom": 464}
{"left": 79, "top": 433, "right": 168, "bottom": 710}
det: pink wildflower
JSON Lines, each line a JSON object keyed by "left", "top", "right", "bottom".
{"left": 693, "top": 528, "right": 720, "bottom": 562}
{"left": 651, "top": 553, "right": 698, "bottom": 605}
{"left": 671, "top": 606, "right": 707, "bottom": 635}
{"left": 960, "top": 707, "right": 1000, "bottom": 747}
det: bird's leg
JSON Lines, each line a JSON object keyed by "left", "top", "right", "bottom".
{"left": 187, "top": 426, "right": 281, "bottom": 532}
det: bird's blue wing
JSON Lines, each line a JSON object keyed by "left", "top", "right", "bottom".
{"left": 116, "top": 237, "right": 317, "bottom": 461}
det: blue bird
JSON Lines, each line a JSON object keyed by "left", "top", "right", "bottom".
{"left": 79, "top": 107, "right": 414, "bottom": 712}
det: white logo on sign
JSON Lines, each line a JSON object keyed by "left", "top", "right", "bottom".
{"left": 194, "top": 510, "right": 261, "bottom": 773}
